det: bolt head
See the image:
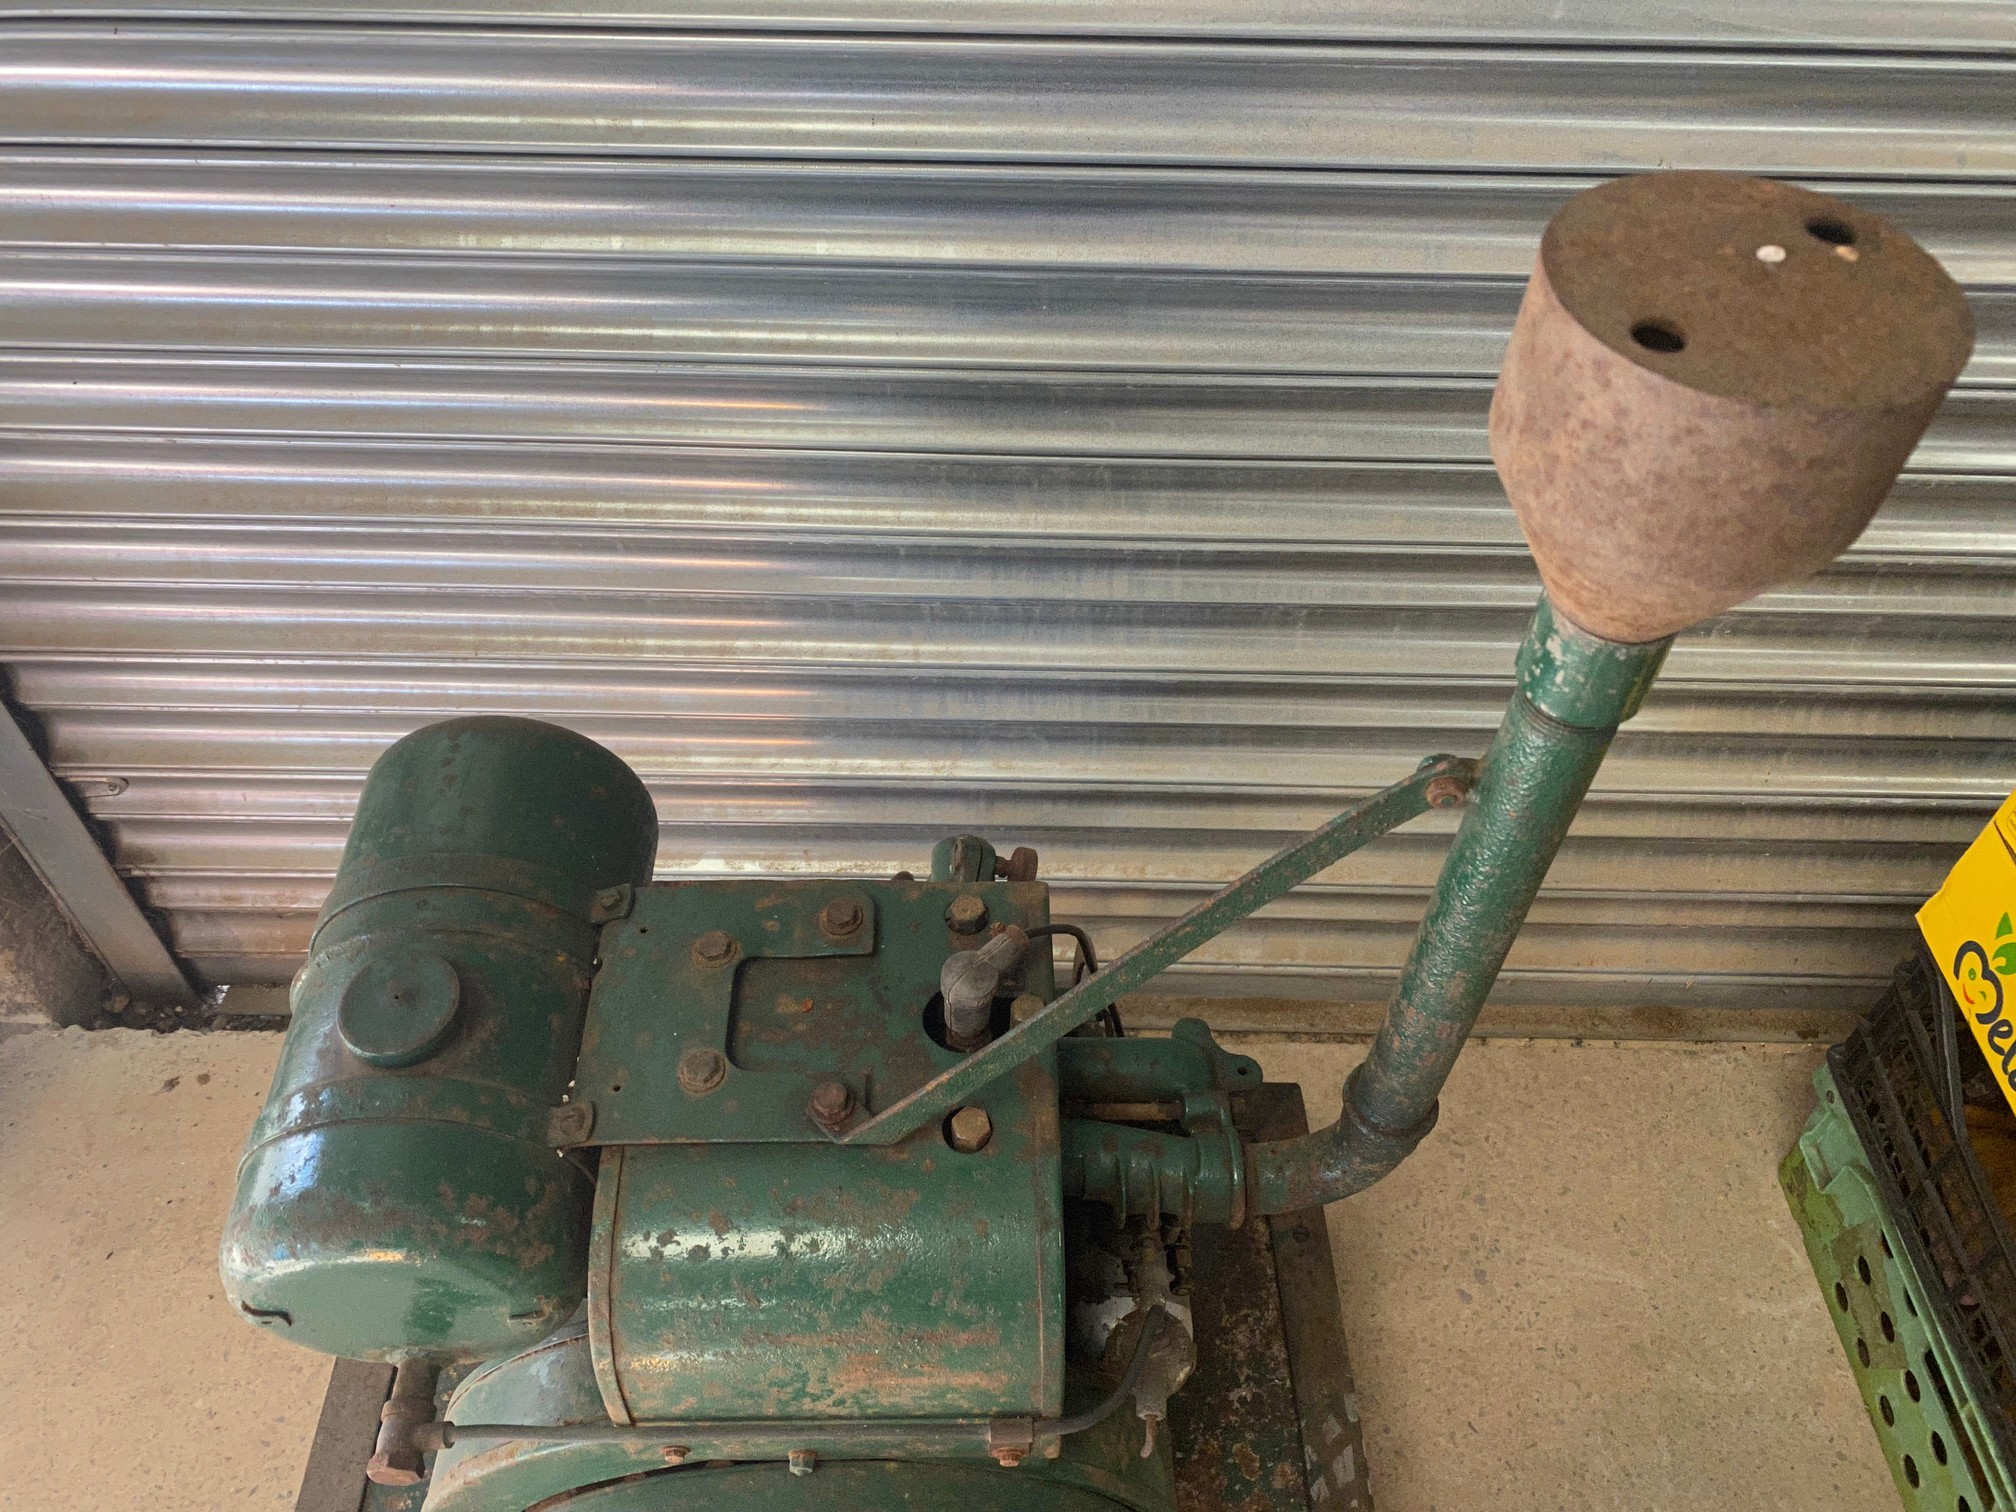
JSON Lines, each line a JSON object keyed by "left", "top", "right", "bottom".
{"left": 991, "top": 1447, "right": 1026, "bottom": 1468}
{"left": 691, "top": 930, "right": 738, "bottom": 968}
{"left": 947, "top": 895, "right": 989, "bottom": 935}
{"left": 677, "top": 1046, "right": 729, "bottom": 1095}
{"left": 818, "top": 896, "right": 865, "bottom": 940}
{"left": 660, "top": 1445, "right": 690, "bottom": 1465}
{"left": 947, "top": 1106, "right": 994, "bottom": 1153}
{"left": 549, "top": 1101, "right": 595, "bottom": 1145}
{"left": 1009, "top": 993, "right": 1045, "bottom": 1025}
{"left": 787, "top": 1449, "right": 818, "bottom": 1476}
{"left": 807, "top": 1078, "right": 856, "bottom": 1131}
{"left": 1424, "top": 774, "right": 1469, "bottom": 810}
{"left": 366, "top": 1450, "right": 425, "bottom": 1487}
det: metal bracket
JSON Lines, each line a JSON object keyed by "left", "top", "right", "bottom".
{"left": 0, "top": 703, "right": 194, "bottom": 1006}
{"left": 835, "top": 754, "right": 1476, "bottom": 1147}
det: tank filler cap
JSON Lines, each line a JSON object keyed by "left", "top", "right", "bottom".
{"left": 338, "top": 950, "right": 463, "bottom": 1069}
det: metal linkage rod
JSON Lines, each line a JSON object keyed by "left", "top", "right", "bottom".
{"left": 836, "top": 754, "right": 1478, "bottom": 1147}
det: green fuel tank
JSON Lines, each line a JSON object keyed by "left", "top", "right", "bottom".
{"left": 220, "top": 717, "right": 659, "bottom": 1362}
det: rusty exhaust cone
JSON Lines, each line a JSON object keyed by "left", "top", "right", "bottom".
{"left": 1490, "top": 171, "right": 1974, "bottom": 644}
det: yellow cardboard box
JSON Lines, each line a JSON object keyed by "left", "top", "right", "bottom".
{"left": 1919, "top": 789, "right": 2016, "bottom": 1107}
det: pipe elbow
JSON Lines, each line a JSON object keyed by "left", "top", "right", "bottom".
{"left": 1245, "top": 1065, "right": 1439, "bottom": 1216}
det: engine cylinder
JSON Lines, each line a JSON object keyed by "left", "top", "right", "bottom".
{"left": 220, "top": 717, "right": 658, "bottom": 1361}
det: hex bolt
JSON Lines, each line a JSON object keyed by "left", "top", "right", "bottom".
{"left": 818, "top": 896, "right": 866, "bottom": 941}
{"left": 691, "top": 930, "right": 738, "bottom": 968}
{"left": 1424, "top": 774, "right": 1470, "bottom": 810}
{"left": 677, "top": 1046, "right": 729, "bottom": 1096}
{"left": 807, "top": 1079, "right": 856, "bottom": 1133}
{"left": 947, "top": 895, "right": 989, "bottom": 935}
{"left": 787, "top": 1449, "right": 818, "bottom": 1477}
{"left": 548, "top": 1101, "right": 595, "bottom": 1145}
{"left": 366, "top": 1359, "right": 441, "bottom": 1487}
{"left": 659, "top": 1446, "right": 690, "bottom": 1465}
{"left": 947, "top": 1106, "right": 994, "bottom": 1154}
{"left": 991, "top": 1447, "right": 1027, "bottom": 1468}
{"left": 1009, "top": 993, "right": 1045, "bottom": 1026}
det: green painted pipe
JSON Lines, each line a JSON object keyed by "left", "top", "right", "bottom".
{"left": 1247, "top": 596, "right": 1670, "bottom": 1215}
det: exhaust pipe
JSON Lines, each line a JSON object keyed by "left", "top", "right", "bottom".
{"left": 1249, "top": 170, "right": 1974, "bottom": 1213}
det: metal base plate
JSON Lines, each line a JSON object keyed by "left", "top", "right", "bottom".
{"left": 1171, "top": 1083, "right": 1373, "bottom": 1512}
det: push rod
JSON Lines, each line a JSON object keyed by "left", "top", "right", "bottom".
{"left": 836, "top": 753, "right": 1478, "bottom": 1147}
{"left": 1246, "top": 596, "right": 1669, "bottom": 1214}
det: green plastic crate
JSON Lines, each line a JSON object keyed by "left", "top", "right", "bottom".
{"left": 1785, "top": 1062, "right": 2016, "bottom": 1512}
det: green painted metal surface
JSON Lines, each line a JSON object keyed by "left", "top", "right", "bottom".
{"left": 1249, "top": 594, "right": 1672, "bottom": 1213}
{"left": 840, "top": 753, "right": 1474, "bottom": 1149}
{"left": 428, "top": 1320, "right": 1170, "bottom": 1512}
{"left": 573, "top": 877, "right": 1052, "bottom": 1145}
{"left": 932, "top": 834, "right": 1001, "bottom": 884}
{"left": 221, "top": 717, "right": 659, "bottom": 1362}
{"left": 589, "top": 1067, "right": 1065, "bottom": 1423}
{"left": 557, "top": 1461, "right": 1142, "bottom": 1512}
{"left": 1513, "top": 594, "right": 1668, "bottom": 728}
{"left": 1057, "top": 1019, "right": 1264, "bottom": 1106}
{"left": 1784, "top": 1063, "right": 2016, "bottom": 1512}
{"left": 228, "top": 642, "right": 1668, "bottom": 1507}
{"left": 1060, "top": 1022, "right": 1263, "bottom": 1225}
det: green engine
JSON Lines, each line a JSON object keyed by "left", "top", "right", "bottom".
{"left": 220, "top": 173, "right": 1972, "bottom": 1512}
{"left": 225, "top": 715, "right": 1257, "bottom": 1511}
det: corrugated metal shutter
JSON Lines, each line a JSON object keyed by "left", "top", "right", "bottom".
{"left": 1, "top": 5, "right": 2011, "bottom": 1021}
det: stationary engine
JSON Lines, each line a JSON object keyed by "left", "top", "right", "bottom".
{"left": 221, "top": 172, "right": 1973, "bottom": 1511}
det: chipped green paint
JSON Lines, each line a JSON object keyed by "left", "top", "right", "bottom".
{"left": 550, "top": 1460, "right": 1157, "bottom": 1512}
{"left": 1515, "top": 594, "right": 1668, "bottom": 728}
{"left": 221, "top": 717, "right": 659, "bottom": 1362}
{"left": 587, "top": 1058, "right": 1064, "bottom": 1422}
{"left": 572, "top": 878, "right": 1054, "bottom": 1145}
{"left": 1060, "top": 1022, "right": 1260, "bottom": 1225}
{"left": 429, "top": 1321, "right": 1171, "bottom": 1512}
{"left": 1250, "top": 595, "right": 1672, "bottom": 1212}
{"left": 839, "top": 755, "right": 1475, "bottom": 1149}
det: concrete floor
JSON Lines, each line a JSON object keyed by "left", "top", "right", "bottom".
{"left": 0, "top": 1025, "right": 1894, "bottom": 1512}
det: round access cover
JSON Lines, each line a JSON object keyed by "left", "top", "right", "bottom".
{"left": 337, "top": 949, "right": 461, "bottom": 1068}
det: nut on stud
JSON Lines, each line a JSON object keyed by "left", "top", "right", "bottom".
{"left": 947, "top": 895, "right": 988, "bottom": 935}
{"left": 677, "top": 1046, "right": 728, "bottom": 1095}
{"left": 692, "top": 930, "right": 738, "bottom": 968}
{"left": 818, "top": 895, "right": 866, "bottom": 942}
{"left": 1424, "top": 774, "right": 1470, "bottom": 810}
{"left": 807, "top": 1078, "right": 856, "bottom": 1133}
{"left": 947, "top": 1106, "right": 993, "bottom": 1154}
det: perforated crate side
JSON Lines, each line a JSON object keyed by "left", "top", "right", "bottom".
{"left": 1831, "top": 950, "right": 2016, "bottom": 1487}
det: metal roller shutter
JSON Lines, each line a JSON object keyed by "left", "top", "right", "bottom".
{"left": 0, "top": 5, "right": 2010, "bottom": 1022}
